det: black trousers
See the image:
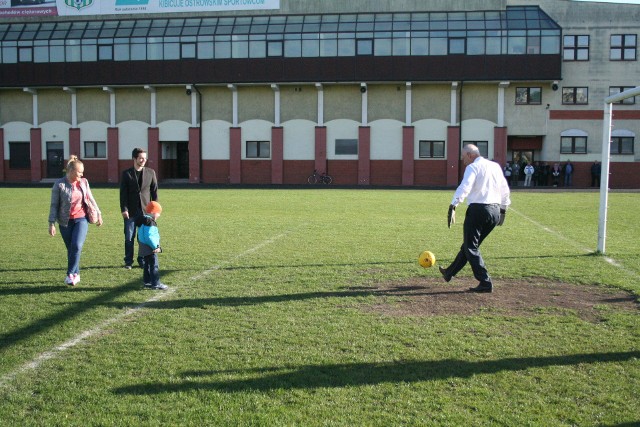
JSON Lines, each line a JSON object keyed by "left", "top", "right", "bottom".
{"left": 446, "top": 203, "right": 500, "bottom": 285}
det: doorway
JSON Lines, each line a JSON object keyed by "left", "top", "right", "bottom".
{"left": 46, "top": 142, "right": 64, "bottom": 178}
{"left": 161, "top": 142, "right": 189, "bottom": 180}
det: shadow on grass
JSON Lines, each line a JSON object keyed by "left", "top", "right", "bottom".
{"left": 114, "top": 350, "right": 640, "bottom": 395}
{"left": 0, "top": 265, "right": 124, "bottom": 273}
{"left": 0, "top": 269, "right": 178, "bottom": 352}
{"left": 105, "top": 286, "right": 466, "bottom": 310}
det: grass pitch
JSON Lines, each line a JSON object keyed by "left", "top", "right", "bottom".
{"left": 0, "top": 187, "right": 639, "bottom": 426}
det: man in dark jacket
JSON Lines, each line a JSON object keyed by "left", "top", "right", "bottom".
{"left": 120, "top": 148, "right": 158, "bottom": 269}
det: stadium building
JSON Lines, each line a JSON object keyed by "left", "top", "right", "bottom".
{"left": 0, "top": 0, "right": 638, "bottom": 187}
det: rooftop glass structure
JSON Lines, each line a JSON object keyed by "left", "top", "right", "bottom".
{"left": 0, "top": 6, "right": 561, "bottom": 64}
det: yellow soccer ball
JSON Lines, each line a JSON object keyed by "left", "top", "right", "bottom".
{"left": 418, "top": 250, "right": 436, "bottom": 268}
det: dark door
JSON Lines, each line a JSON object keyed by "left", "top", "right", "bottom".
{"left": 46, "top": 142, "right": 64, "bottom": 178}
{"left": 177, "top": 143, "right": 189, "bottom": 179}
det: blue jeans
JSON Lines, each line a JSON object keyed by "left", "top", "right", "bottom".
{"left": 124, "top": 218, "right": 143, "bottom": 267}
{"left": 59, "top": 218, "right": 88, "bottom": 276}
{"left": 142, "top": 253, "right": 160, "bottom": 286}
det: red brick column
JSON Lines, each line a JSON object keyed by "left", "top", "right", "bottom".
{"left": 402, "top": 126, "right": 415, "bottom": 186}
{"left": 107, "top": 127, "right": 120, "bottom": 184}
{"left": 493, "top": 127, "right": 507, "bottom": 167}
{"left": 189, "top": 127, "right": 201, "bottom": 183}
{"left": 30, "top": 128, "right": 42, "bottom": 182}
{"left": 229, "top": 127, "right": 242, "bottom": 184}
{"left": 358, "top": 126, "right": 370, "bottom": 185}
{"left": 147, "top": 127, "right": 159, "bottom": 181}
{"left": 315, "top": 126, "right": 327, "bottom": 174}
{"left": 69, "top": 128, "right": 81, "bottom": 159}
{"left": 446, "top": 126, "right": 461, "bottom": 187}
{"left": 271, "top": 127, "right": 283, "bottom": 184}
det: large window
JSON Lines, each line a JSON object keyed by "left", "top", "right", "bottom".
{"left": 516, "top": 87, "right": 541, "bottom": 105}
{"left": 562, "top": 87, "right": 588, "bottom": 105}
{"left": 610, "top": 34, "right": 637, "bottom": 61}
{"left": 335, "top": 139, "right": 358, "bottom": 155}
{"left": 609, "top": 86, "right": 636, "bottom": 105}
{"left": 561, "top": 136, "right": 587, "bottom": 154}
{"left": 246, "top": 141, "right": 270, "bottom": 159}
{"left": 610, "top": 136, "right": 634, "bottom": 155}
{"left": 563, "top": 35, "right": 589, "bottom": 61}
{"left": 419, "top": 141, "right": 445, "bottom": 158}
{"left": 9, "top": 142, "right": 30, "bottom": 169}
{"left": 84, "top": 141, "right": 106, "bottom": 159}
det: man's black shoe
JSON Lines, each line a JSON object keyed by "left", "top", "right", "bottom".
{"left": 469, "top": 284, "right": 493, "bottom": 293}
{"left": 438, "top": 266, "right": 451, "bottom": 283}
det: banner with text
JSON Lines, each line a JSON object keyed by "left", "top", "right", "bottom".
{"left": 0, "top": 0, "right": 279, "bottom": 18}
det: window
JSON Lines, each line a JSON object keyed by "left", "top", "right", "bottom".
{"left": 246, "top": 141, "right": 270, "bottom": 159}
{"left": 18, "top": 47, "right": 33, "bottom": 62}
{"left": 610, "top": 137, "right": 634, "bottom": 155}
{"left": 181, "top": 43, "right": 196, "bottom": 59}
{"left": 419, "top": 141, "right": 445, "bottom": 158}
{"left": 516, "top": 87, "right": 542, "bottom": 105}
{"left": 563, "top": 35, "right": 589, "bottom": 61}
{"left": 448, "top": 37, "right": 466, "bottom": 54}
{"left": 463, "top": 141, "right": 488, "bottom": 158}
{"left": 84, "top": 141, "right": 107, "bottom": 159}
{"left": 611, "top": 34, "right": 636, "bottom": 60}
{"left": 335, "top": 139, "right": 358, "bottom": 155}
{"left": 98, "top": 43, "right": 113, "bottom": 60}
{"left": 609, "top": 86, "right": 636, "bottom": 105}
{"left": 356, "top": 39, "right": 373, "bottom": 55}
{"left": 9, "top": 142, "right": 30, "bottom": 169}
{"left": 561, "top": 136, "right": 587, "bottom": 154}
{"left": 562, "top": 87, "right": 588, "bottom": 105}
{"left": 267, "top": 41, "right": 283, "bottom": 57}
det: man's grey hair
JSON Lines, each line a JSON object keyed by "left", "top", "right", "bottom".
{"left": 463, "top": 144, "right": 480, "bottom": 156}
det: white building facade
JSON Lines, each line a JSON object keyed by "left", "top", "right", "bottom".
{"left": 0, "top": 0, "right": 638, "bottom": 187}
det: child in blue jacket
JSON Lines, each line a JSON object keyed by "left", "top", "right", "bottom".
{"left": 136, "top": 201, "right": 168, "bottom": 290}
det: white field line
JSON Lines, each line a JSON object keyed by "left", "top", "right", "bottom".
{"left": 0, "top": 229, "right": 294, "bottom": 390}
{"left": 509, "top": 207, "right": 640, "bottom": 279}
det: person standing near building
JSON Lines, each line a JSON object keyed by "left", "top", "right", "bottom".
{"left": 49, "top": 155, "right": 103, "bottom": 286}
{"left": 511, "top": 162, "right": 520, "bottom": 187}
{"left": 591, "top": 160, "right": 601, "bottom": 187}
{"left": 551, "top": 163, "right": 561, "bottom": 187}
{"left": 563, "top": 160, "right": 574, "bottom": 187}
{"left": 120, "top": 148, "right": 158, "bottom": 270}
{"left": 438, "top": 144, "right": 511, "bottom": 293}
{"left": 503, "top": 162, "right": 513, "bottom": 187}
{"left": 523, "top": 162, "right": 534, "bottom": 187}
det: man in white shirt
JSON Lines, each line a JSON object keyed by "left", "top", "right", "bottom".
{"left": 439, "top": 144, "right": 511, "bottom": 293}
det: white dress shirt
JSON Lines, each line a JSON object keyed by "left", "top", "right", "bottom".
{"left": 451, "top": 157, "right": 511, "bottom": 208}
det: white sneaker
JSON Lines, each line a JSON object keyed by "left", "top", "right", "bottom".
{"left": 64, "top": 274, "right": 74, "bottom": 285}
{"left": 71, "top": 274, "right": 80, "bottom": 286}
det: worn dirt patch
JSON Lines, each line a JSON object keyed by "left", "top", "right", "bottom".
{"left": 360, "top": 277, "right": 639, "bottom": 322}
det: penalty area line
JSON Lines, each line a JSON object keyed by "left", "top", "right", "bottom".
{"left": 0, "top": 229, "right": 295, "bottom": 390}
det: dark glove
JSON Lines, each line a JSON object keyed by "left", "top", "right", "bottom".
{"left": 497, "top": 209, "right": 506, "bottom": 226}
{"left": 447, "top": 204, "right": 456, "bottom": 229}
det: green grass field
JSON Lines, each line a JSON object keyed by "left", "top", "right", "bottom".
{"left": 0, "top": 187, "right": 639, "bottom": 426}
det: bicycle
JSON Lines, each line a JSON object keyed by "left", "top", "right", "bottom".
{"left": 307, "top": 169, "right": 333, "bottom": 185}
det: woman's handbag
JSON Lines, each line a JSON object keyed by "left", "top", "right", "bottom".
{"left": 84, "top": 197, "right": 99, "bottom": 224}
{"left": 82, "top": 179, "right": 99, "bottom": 224}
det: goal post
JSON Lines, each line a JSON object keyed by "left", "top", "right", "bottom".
{"left": 597, "top": 86, "right": 640, "bottom": 254}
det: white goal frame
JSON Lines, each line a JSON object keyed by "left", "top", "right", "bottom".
{"left": 597, "top": 86, "right": 640, "bottom": 253}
